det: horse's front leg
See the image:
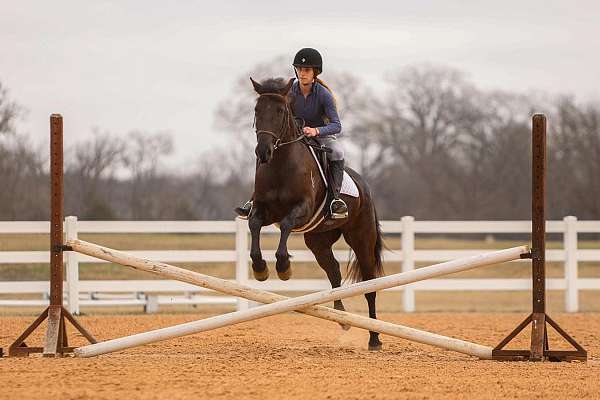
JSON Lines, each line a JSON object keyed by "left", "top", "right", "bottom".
{"left": 275, "top": 202, "right": 310, "bottom": 280}
{"left": 249, "top": 207, "right": 269, "bottom": 281}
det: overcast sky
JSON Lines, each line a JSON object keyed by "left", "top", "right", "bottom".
{"left": 2, "top": 0, "right": 599, "bottom": 166}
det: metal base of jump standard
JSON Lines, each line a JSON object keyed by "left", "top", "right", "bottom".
{"left": 7, "top": 113, "right": 586, "bottom": 362}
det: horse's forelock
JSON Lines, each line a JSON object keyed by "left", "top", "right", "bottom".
{"left": 259, "top": 78, "right": 288, "bottom": 93}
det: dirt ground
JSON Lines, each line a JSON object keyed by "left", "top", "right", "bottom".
{"left": 0, "top": 312, "right": 598, "bottom": 400}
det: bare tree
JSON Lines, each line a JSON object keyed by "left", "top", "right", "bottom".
{"left": 551, "top": 97, "right": 600, "bottom": 218}
{"left": 122, "top": 131, "right": 174, "bottom": 219}
{"left": 0, "top": 82, "right": 22, "bottom": 137}
{"left": 0, "top": 81, "right": 47, "bottom": 220}
{"left": 65, "top": 129, "right": 126, "bottom": 219}
{"left": 351, "top": 64, "right": 540, "bottom": 219}
{"left": 352, "top": 65, "right": 475, "bottom": 217}
{"left": 0, "top": 135, "right": 46, "bottom": 219}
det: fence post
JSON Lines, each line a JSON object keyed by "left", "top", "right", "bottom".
{"left": 65, "top": 216, "right": 80, "bottom": 315}
{"left": 401, "top": 216, "right": 415, "bottom": 312}
{"left": 145, "top": 295, "right": 159, "bottom": 314}
{"left": 564, "top": 216, "right": 578, "bottom": 313}
{"left": 235, "top": 217, "right": 250, "bottom": 311}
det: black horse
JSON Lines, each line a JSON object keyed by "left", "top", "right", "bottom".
{"left": 248, "top": 77, "right": 385, "bottom": 350}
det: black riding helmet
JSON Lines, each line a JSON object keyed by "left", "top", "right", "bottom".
{"left": 292, "top": 48, "right": 323, "bottom": 75}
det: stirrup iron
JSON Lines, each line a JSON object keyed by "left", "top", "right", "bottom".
{"left": 330, "top": 199, "right": 348, "bottom": 219}
{"left": 234, "top": 200, "right": 253, "bottom": 219}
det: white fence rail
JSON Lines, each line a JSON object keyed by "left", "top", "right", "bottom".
{"left": 0, "top": 216, "right": 599, "bottom": 313}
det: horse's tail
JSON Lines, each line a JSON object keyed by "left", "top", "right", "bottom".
{"left": 346, "top": 207, "right": 385, "bottom": 283}
{"left": 373, "top": 207, "right": 385, "bottom": 278}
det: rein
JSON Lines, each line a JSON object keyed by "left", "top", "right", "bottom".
{"left": 255, "top": 92, "right": 305, "bottom": 151}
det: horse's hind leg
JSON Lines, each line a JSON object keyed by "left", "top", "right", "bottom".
{"left": 304, "top": 229, "right": 349, "bottom": 329}
{"left": 343, "top": 228, "right": 383, "bottom": 351}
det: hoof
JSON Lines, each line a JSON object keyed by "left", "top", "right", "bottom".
{"left": 368, "top": 342, "right": 383, "bottom": 351}
{"left": 277, "top": 268, "right": 292, "bottom": 281}
{"left": 253, "top": 267, "right": 269, "bottom": 281}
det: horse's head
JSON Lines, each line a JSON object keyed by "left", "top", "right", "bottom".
{"left": 251, "top": 77, "right": 295, "bottom": 164}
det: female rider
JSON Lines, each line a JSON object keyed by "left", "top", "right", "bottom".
{"left": 235, "top": 47, "right": 348, "bottom": 219}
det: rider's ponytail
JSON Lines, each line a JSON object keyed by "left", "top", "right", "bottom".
{"left": 315, "top": 77, "right": 338, "bottom": 108}
{"left": 315, "top": 77, "right": 339, "bottom": 126}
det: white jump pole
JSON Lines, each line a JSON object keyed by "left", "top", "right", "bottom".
{"left": 70, "top": 240, "right": 527, "bottom": 358}
{"left": 69, "top": 240, "right": 498, "bottom": 359}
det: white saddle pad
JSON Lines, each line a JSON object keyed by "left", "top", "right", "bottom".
{"left": 341, "top": 171, "right": 359, "bottom": 197}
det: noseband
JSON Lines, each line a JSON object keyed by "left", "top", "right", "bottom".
{"left": 255, "top": 93, "right": 305, "bottom": 150}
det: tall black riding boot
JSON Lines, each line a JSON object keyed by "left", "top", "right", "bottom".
{"left": 329, "top": 160, "right": 348, "bottom": 219}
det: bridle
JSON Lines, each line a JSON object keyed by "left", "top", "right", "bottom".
{"left": 254, "top": 92, "right": 305, "bottom": 150}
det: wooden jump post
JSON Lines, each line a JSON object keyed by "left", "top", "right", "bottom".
{"left": 69, "top": 240, "right": 527, "bottom": 358}
{"left": 491, "top": 114, "right": 587, "bottom": 361}
{"left": 8, "top": 114, "right": 96, "bottom": 357}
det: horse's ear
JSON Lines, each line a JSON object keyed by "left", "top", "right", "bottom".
{"left": 280, "top": 78, "right": 295, "bottom": 95}
{"left": 250, "top": 77, "right": 262, "bottom": 93}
